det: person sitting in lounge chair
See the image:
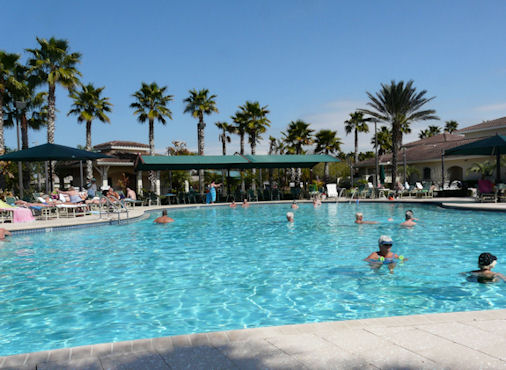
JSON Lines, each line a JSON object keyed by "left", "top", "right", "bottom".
{"left": 125, "top": 187, "right": 137, "bottom": 200}
{"left": 355, "top": 212, "right": 378, "bottom": 224}
{"left": 58, "top": 187, "right": 86, "bottom": 203}
{"left": 467, "top": 253, "right": 506, "bottom": 283}
{"left": 154, "top": 209, "right": 174, "bottom": 224}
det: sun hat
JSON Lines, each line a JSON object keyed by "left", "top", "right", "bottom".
{"left": 478, "top": 253, "right": 497, "bottom": 267}
{"left": 378, "top": 235, "right": 393, "bottom": 246}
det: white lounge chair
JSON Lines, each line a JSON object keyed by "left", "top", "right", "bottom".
{"left": 326, "top": 184, "right": 338, "bottom": 198}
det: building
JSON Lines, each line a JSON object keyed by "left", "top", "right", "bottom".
{"left": 355, "top": 116, "right": 506, "bottom": 186}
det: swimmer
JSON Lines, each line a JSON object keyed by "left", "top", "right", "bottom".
{"left": 400, "top": 210, "right": 416, "bottom": 227}
{"left": 286, "top": 212, "right": 294, "bottom": 222}
{"left": 365, "top": 235, "right": 406, "bottom": 273}
{"left": 291, "top": 200, "right": 299, "bottom": 210}
{"left": 355, "top": 212, "right": 378, "bottom": 224}
{"left": 230, "top": 200, "right": 237, "bottom": 208}
{"left": 154, "top": 209, "right": 174, "bottom": 224}
{"left": 242, "top": 199, "right": 249, "bottom": 208}
{"left": 312, "top": 199, "right": 320, "bottom": 208}
{"left": 0, "top": 228, "right": 11, "bottom": 240}
{"left": 467, "top": 253, "right": 506, "bottom": 283}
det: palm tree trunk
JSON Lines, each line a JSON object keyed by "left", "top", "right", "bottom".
{"left": 354, "top": 128, "right": 358, "bottom": 163}
{"left": 221, "top": 130, "right": 226, "bottom": 196}
{"left": 0, "top": 91, "right": 5, "bottom": 155}
{"left": 197, "top": 115, "right": 205, "bottom": 194}
{"left": 391, "top": 121, "right": 400, "bottom": 186}
{"left": 240, "top": 133, "right": 245, "bottom": 193}
{"left": 86, "top": 120, "right": 93, "bottom": 180}
{"left": 47, "top": 84, "right": 56, "bottom": 144}
{"left": 149, "top": 119, "right": 155, "bottom": 192}
{"left": 251, "top": 137, "right": 256, "bottom": 192}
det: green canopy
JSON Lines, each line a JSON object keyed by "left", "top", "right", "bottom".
{"left": 135, "top": 154, "right": 339, "bottom": 171}
{"left": 445, "top": 134, "right": 506, "bottom": 183}
{"left": 0, "top": 143, "right": 111, "bottom": 161}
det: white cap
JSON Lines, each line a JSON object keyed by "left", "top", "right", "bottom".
{"left": 378, "top": 235, "right": 393, "bottom": 246}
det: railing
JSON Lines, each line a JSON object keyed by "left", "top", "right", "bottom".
{"left": 98, "top": 195, "right": 129, "bottom": 224}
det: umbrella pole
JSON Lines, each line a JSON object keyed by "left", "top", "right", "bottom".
{"left": 45, "top": 161, "right": 49, "bottom": 193}
{"left": 49, "top": 161, "right": 53, "bottom": 192}
{"left": 80, "top": 161, "right": 84, "bottom": 191}
{"left": 497, "top": 150, "right": 501, "bottom": 184}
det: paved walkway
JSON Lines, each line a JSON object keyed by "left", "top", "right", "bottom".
{"left": 1, "top": 309, "right": 505, "bottom": 369}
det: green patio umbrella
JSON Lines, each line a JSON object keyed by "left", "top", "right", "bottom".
{"left": 445, "top": 134, "right": 506, "bottom": 183}
{"left": 379, "top": 165, "right": 386, "bottom": 184}
{"left": 0, "top": 143, "right": 112, "bottom": 191}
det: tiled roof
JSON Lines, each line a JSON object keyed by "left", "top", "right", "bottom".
{"left": 94, "top": 141, "right": 149, "bottom": 149}
{"left": 404, "top": 133, "right": 465, "bottom": 148}
{"left": 355, "top": 136, "right": 483, "bottom": 167}
{"left": 457, "top": 116, "right": 506, "bottom": 133}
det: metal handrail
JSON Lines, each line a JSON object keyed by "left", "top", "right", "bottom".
{"left": 98, "top": 195, "right": 129, "bottom": 223}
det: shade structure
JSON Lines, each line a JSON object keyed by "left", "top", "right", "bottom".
{"left": 0, "top": 143, "right": 111, "bottom": 161}
{"left": 379, "top": 165, "right": 386, "bottom": 183}
{"left": 445, "top": 134, "right": 506, "bottom": 183}
{"left": 135, "top": 154, "right": 339, "bottom": 171}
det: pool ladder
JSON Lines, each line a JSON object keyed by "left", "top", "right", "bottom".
{"left": 98, "top": 195, "right": 129, "bottom": 224}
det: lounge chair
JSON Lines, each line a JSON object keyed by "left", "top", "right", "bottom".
{"left": 477, "top": 179, "right": 496, "bottom": 203}
{"left": 326, "top": 184, "right": 338, "bottom": 199}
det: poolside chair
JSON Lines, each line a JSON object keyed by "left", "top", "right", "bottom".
{"left": 326, "top": 184, "right": 338, "bottom": 199}
{"left": 477, "top": 179, "right": 496, "bottom": 203}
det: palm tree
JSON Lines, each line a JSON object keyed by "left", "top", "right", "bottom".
{"left": 183, "top": 88, "right": 218, "bottom": 193}
{"left": 215, "top": 121, "right": 235, "bottom": 193}
{"left": 444, "top": 120, "right": 459, "bottom": 133}
{"left": 131, "top": 82, "right": 173, "bottom": 155}
{"left": 241, "top": 101, "right": 270, "bottom": 192}
{"left": 131, "top": 82, "right": 173, "bottom": 192}
{"left": 314, "top": 129, "right": 342, "bottom": 179}
{"left": 26, "top": 37, "right": 82, "bottom": 144}
{"left": 360, "top": 80, "right": 438, "bottom": 186}
{"left": 418, "top": 125, "right": 441, "bottom": 139}
{"left": 370, "top": 126, "right": 392, "bottom": 155}
{"left": 0, "top": 51, "right": 23, "bottom": 154}
{"left": 68, "top": 83, "right": 113, "bottom": 179}
{"left": 344, "top": 111, "right": 370, "bottom": 163}
{"left": 231, "top": 110, "right": 248, "bottom": 192}
{"left": 283, "top": 119, "right": 314, "bottom": 184}
{"left": 467, "top": 160, "right": 495, "bottom": 179}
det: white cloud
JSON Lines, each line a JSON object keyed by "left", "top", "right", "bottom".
{"left": 475, "top": 102, "right": 506, "bottom": 112}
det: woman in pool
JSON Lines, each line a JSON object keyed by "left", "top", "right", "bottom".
{"left": 355, "top": 212, "right": 377, "bottom": 224}
{"left": 365, "top": 235, "right": 406, "bottom": 273}
{"left": 467, "top": 253, "right": 506, "bottom": 283}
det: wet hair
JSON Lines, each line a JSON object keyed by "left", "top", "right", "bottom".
{"left": 405, "top": 210, "right": 414, "bottom": 220}
{"left": 162, "top": 210, "right": 167, "bottom": 216}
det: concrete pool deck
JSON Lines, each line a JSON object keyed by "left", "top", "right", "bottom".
{"left": 1, "top": 309, "right": 505, "bottom": 369}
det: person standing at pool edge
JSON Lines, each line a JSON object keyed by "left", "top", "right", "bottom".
{"left": 154, "top": 210, "right": 174, "bottom": 224}
{"left": 206, "top": 181, "right": 221, "bottom": 204}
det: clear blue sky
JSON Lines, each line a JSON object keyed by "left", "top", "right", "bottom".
{"left": 2, "top": 0, "right": 506, "bottom": 154}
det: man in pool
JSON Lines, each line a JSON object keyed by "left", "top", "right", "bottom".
{"left": 291, "top": 200, "right": 299, "bottom": 210}
{"left": 468, "top": 253, "right": 506, "bottom": 283}
{"left": 230, "top": 199, "right": 237, "bottom": 208}
{"left": 0, "top": 228, "right": 11, "bottom": 240}
{"left": 286, "top": 212, "right": 294, "bottom": 222}
{"left": 365, "top": 235, "right": 406, "bottom": 273}
{"left": 400, "top": 210, "right": 416, "bottom": 227}
{"left": 355, "top": 212, "right": 377, "bottom": 224}
{"left": 154, "top": 209, "right": 174, "bottom": 224}
{"left": 242, "top": 199, "right": 249, "bottom": 208}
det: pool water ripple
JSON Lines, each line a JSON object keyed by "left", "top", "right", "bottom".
{"left": 1, "top": 202, "right": 505, "bottom": 355}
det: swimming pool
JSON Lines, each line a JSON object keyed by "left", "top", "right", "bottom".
{"left": 1, "top": 203, "right": 505, "bottom": 356}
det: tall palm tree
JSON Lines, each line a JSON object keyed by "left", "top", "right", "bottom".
{"left": 314, "top": 129, "right": 342, "bottom": 179}
{"left": 283, "top": 120, "right": 314, "bottom": 184}
{"left": 0, "top": 51, "right": 23, "bottom": 154}
{"left": 231, "top": 110, "right": 248, "bottom": 192}
{"left": 370, "top": 126, "right": 392, "bottom": 155}
{"left": 418, "top": 125, "right": 441, "bottom": 139}
{"left": 131, "top": 82, "right": 173, "bottom": 191}
{"left": 215, "top": 121, "right": 235, "bottom": 193}
{"left": 26, "top": 37, "right": 82, "bottom": 144}
{"left": 344, "top": 111, "right": 370, "bottom": 163}
{"left": 183, "top": 88, "right": 218, "bottom": 193}
{"left": 241, "top": 101, "right": 270, "bottom": 192}
{"left": 360, "top": 80, "right": 438, "bottom": 185}
{"left": 444, "top": 120, "right": 459, "bottom": 133}
{"left": 68, "top": 83, "right": 113, "bottom": 179}
{"left": 131, "top": 82, "right": 173, "bottom": 155}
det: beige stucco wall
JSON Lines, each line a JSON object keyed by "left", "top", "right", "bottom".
{"left": 461, "top": 127, "right": 506, "bottom": 138}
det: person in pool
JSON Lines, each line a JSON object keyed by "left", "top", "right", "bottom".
{"left": 230, "top": 199, "right": 237, "bottom": 208}
{"left": 291, "top": 200, "right": 299, "bottom": 210}
{"left": 0, "top": 228, "right": 11, "bottom": 241}
{"left": 355, "top": 212, "right": 378, "bottom": 224}
{"left": 468, "top": 253, "right": 506, "bottom": 283}
{"left": 242, "top": 199, "right": 249, "bottom": 208}
{"left": 365, "top": 235, "right": 406, "bottom": 273}
{"left": 286, "top": 211, "right": 294, "bottom": 222}
{"left": 400, "top": 210, "right": 416, "bottom": 227}
{"left": 154, "top": 209, "right": 174, "bottom": 224}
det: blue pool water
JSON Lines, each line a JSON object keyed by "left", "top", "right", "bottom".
{"left": 1, "top": 203, "right": 505, "bottom": 356}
